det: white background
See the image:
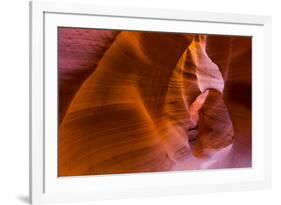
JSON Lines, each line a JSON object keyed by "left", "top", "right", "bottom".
{"left": 0, "top": 0, "right": 278, "bottom": 204}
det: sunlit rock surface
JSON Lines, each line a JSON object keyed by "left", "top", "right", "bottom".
{"left": 58, "top": 28, "right": 252, "bottom": 176}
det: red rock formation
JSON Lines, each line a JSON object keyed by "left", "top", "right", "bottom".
{"left": 58, "top": 28, "right": 252, "bottom": 176}
{"left": 58, "top": 28, "right": 119, "bottom": 123}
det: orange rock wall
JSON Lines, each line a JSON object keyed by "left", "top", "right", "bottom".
{"left": 58, "top": 28, "right": 251, "bottom": 176}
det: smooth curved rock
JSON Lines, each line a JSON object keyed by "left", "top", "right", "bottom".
{"left": 58, "top": 29, "right": 252, "bottom": 176}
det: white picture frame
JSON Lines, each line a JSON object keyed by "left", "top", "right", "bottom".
{"left": 29, "top": 0, "right": 272, "bottom": 204}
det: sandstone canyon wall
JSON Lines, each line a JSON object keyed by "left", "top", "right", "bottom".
{"left": 58, "top": 28, "right": 252, "bottom": 176}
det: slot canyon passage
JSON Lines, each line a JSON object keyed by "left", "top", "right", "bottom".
{"left": 58, "top": 28, "right": 252, "bottom": 176}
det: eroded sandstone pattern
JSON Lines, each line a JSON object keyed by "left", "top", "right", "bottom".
{"left": 58, "top": 28, "right": 252, "bottom": 176}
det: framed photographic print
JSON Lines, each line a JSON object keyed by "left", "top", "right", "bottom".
{"left": 29, "top": 0, "right": 272, "bottom": 204}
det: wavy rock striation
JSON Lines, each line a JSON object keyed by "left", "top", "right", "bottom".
{"left": 58, "top": 29, "right": 252, "bottom": 176}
